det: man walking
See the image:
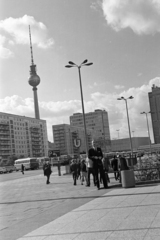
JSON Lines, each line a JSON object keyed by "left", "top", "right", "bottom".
{"left": 21, "top": 164, "right": 24, "bottom": 174}
{"left": 88, "top": 140, "right": 107, "bottom": 189}
{"left": 43, "top": 160, "right": 52, "bottom": 184}
{"left": 70, "top": 159, "right": 78, "bottom": 185}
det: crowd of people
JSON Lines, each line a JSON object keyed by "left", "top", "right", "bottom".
{"left": 70, "top": 140, "right": 129, "bottom": 189}
{"left": 42, "top": 140, "right": 130, "bottom": 187}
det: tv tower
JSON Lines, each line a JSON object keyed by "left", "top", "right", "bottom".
{"left": 28, "top": 25, "right": 40, "bottom": 119}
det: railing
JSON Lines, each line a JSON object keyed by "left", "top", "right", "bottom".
{"left": 134, "top": 167, "right": 160, "bottom": 182}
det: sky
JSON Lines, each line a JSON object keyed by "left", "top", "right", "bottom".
{"left": 0, "top": 0, "right": 160, "bottom": 143}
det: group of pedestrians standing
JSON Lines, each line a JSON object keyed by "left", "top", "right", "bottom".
{"left": 41, "top": 143, "right": 130, "bottom": 187}
{"left": 70, "top": 140, "right": 109, "bottom": 190}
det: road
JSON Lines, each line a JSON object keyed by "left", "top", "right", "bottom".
{"left": 0, "top": 167, "right": 120, "bottom": 240}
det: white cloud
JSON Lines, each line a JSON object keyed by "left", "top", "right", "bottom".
{"left": 115, "top": 85, "right": 125, "bottom": 89}
{"left": 0, "top": 35, "right": 14, "bottom": 59}
{"left": 102, "top": 0, "right": 160, "bottom": 35}
{"left": 0, "top": 77, "right": 159, "bottom": 142}
{"left": 0, "top": 15, "right": 54, "bottom": 59}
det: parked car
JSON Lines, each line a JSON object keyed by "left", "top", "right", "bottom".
{"left": 5, "top": 166, "right": 16, "bottom": 173}
{"left": 0, "top": 167, "right": 8, "bottom": 174}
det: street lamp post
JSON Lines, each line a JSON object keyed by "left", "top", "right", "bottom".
{"left": 140, "top": 111, "right": 152, "bottom": 154}
{"left": 117, "top": 96, "right": 134, "bottom": 167}
{"left": 65, "top": 60, "right": 93, "bottom": 157}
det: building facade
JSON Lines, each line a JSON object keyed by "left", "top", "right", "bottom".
{"left": 70, "top": 109, "right": 111, "bottom": 152}
{"left": 111, "top": 137, "right": 150, "bottom": 152}
{"left": 0, "top": 112, "right": 48, "bottom": 164}
{"left": 148, "top": 84, "right": 160, "bottom": 144}
{"left": 52, "top": 124, "right": 94, "bottom": 155}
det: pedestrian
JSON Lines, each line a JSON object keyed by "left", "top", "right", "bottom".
{"left": 43, "top": 160, "right": 52, "bottom": 184}
{"left": 70, "top": 159, "right": 78, "bottom": 185}
{"left": 21, "top": 164, "right": 24, "bottom": 174}
{"left": 102, "top": 156, "right": 110, "bottom": 183}
{"left": 86, "top": 154, "right": 96, "bottom": 187}
{"left": 77, "top": 158, "right": 81, "bottom": 180}
{"left": 88, "top": 140, "right": 107, "bottom": 189}
{"left": 80, "top": 159, "right": 87, "bottom": 185}
{"left": 111, "top": 155, "right": 119, "bottom": 181}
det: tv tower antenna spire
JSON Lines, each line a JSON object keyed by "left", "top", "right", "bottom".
{"left": 29, "top": 25, "right": 34, "bottom": 66}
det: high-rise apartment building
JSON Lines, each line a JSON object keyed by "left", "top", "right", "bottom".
{"left": 0, "top": 112, "right": 48, "bottom": 164}
{"left": 52, "top": 124, "right": 94, "bottom": 155}
{"left": 148, "top": 84, "right": 160, "bottom": 144}
{"left": 70, "top": 109, "right": 111, "bottom": 152}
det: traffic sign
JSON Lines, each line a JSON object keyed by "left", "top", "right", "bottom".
{"left": 48, "top": 150, "right": 60, "bottom": 157}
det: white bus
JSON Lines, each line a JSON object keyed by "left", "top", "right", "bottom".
{"left": 14, "top": 158, "right": 39, "bottom": 171}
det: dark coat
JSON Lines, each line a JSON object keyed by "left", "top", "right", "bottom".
{"left": 43, "top": 163, "right": 52, "bottom": 176}
{"left": 111, "top": 158, "right": 118, "bottom": 171}
{"left": 81, "top": 161, "right": 87, "bottom": 172}
{"left": 88, "top": 147, "right": 103, "bottom": 169}
{"left": 70, "top": 162, "right": 78, "bottom": 173}
{"left": 21, "top": 164, "right": 24, "bottom": 171}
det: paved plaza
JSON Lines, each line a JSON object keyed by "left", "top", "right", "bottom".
{"left": 0, "top": 169, "right": 119, "bottom": 240}
{"left": 1, "top": 170, "right": 160, "bottom": 240}
{"left": 16, "top": 183, "right": 160, "bottom": 240}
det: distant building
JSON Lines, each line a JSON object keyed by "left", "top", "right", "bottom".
{"left": 111, "top": 137, "right": 150, "bottom": 152}
{"left": 148, "top": 84, "right": 160, "bottom": 143}
{"left": 70, "top": 109, "right": 111, "bottom": 152}
{"left": 52, "top": 124, "right": 94, "bottom": 155}
{"left": 48, "top": 141, "right": 56, "bottom": 151}
{"left": 0, "top": 112, "right": 48, "bottom": 164}
{"left": 138, "top": 143, "right": 160, "bottom": 153}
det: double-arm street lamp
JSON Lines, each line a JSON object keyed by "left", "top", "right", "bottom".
{"left": 117, "top": 96, "right": 134, "bottom": 167}
{"left": 140, "top": 111, "right": 152, "bottom": 154}
{"left": 65, "top": 60, "right": 93, "bottom": 157}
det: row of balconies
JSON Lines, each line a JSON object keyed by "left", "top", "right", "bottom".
{"left": 0, "top": 132, "right": 10, "bottom": 135}
{"left": 0, "top": 126, "right": 10, "bottom": 130}
{"left": 31, "top": 142, "right": 41, "bottom": 146}
{"left": 0, "top": 151, "right": 11, "bottom": 155}
{"left": 32, "top": 146, "right": 42, "bottom": 150}
{"left": 0, "top": 122, "right": 9, "bottom": 126}
{"left": 0, "top": 141, "right": 11, "bottom": 144}
{"left": 0, "top": 137, "right": 10, "bottom": 140}
{"left": 0, "top": 147, "right": 11, "bottom": 150}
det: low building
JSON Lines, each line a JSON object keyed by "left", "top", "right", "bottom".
{"left": 138, "top": 143, "right": 160, "bottom": 153}
{"left": 0, "top": 112, "right": 48, "bottom": 164}
{"left": 111, "top": 137, "right": 150, "bottom": 152}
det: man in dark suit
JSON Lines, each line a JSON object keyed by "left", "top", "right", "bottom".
{"left": 88, "top": 140, "right": 107, "bottom": 190}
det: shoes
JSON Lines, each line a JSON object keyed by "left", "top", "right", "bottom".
{"left": 97, "top": 187, "right": 100, "bottom": 190}
{"left": 81, "top": 183, "right": 83, "bottom": 185}
{"left": 86, "top": 185, "right": 90, "bottom": 187}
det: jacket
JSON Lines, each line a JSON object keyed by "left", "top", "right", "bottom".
{"left": 43, "top": 163, "right": 52, "bottom": 176}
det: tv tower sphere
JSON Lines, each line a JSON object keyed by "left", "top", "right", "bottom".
{"left": 28, "top": 65, "right": 40, "bottom": 87}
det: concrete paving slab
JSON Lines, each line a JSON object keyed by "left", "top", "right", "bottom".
{"left": 16, "top": 184, "right": 160, "bottom": 240}
{"left": 3, "top": 173, "right": 160, "bottom": 240}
